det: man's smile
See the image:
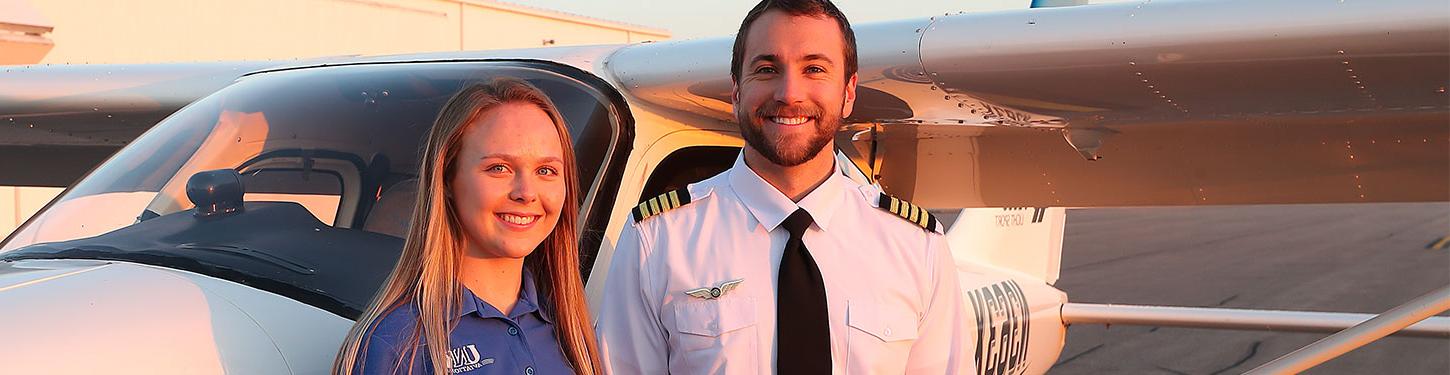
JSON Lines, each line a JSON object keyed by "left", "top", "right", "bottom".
{"left": 768, "top": 116, "right": 813, "bottom": 126}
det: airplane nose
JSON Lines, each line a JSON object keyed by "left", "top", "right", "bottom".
{"left": 0, "top": 260, "right": 314, "bottom": 374}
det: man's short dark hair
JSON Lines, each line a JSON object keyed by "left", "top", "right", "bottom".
{"left": 730, "top": 0, "right": 858, "bottom": 84}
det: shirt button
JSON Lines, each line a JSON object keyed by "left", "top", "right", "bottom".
{"left": 525, "top": 366, "right": 535, "bottom": 375}
{"left": 884, "top": 328, "right": 893, "bottom": 336}
{"left": 508, "top": 326, "right": 519, "bottom": 336}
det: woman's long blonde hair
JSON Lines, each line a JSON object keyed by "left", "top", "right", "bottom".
{"left": 334, "top": 77, "right": 599, "bottom": 375}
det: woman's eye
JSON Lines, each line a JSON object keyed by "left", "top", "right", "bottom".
{"left": 486, "top": 164, "right": 510, "bottom": 173}
{"left": 537, "top": 166, "right": 560, "bottom": 176}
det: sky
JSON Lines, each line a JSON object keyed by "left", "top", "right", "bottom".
{"left": 508, "top": 0, "right": 1034, "bottom": 39}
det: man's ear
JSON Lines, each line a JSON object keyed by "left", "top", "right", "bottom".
{"left": 841, "top": 73, "right": 859, "bottom": 118}
{"left": 731, "top": 81, "right": 741, "bottom": 106}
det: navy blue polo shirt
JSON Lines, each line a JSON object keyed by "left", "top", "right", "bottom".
{"left": 357, "top": 273, "right": 574, "bottom": 375}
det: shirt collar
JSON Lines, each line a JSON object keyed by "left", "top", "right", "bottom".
{"left": 727, "top": 152, "right": 847, "bottom": 232}
{"left": 458, "top": 269, "right": 552, "bottom": 324}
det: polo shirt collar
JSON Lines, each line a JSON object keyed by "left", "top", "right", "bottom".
{"left": 458, "top": 269, "right": 552, "bottom": 324}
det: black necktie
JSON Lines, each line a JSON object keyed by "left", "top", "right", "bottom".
{"left": 777, "top": 208, "right": 831, "bottom": 373}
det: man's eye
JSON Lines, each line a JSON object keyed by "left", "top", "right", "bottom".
{"left": 806, "top": 66, "right": 826, "bottom": 74}
{"left": 755, "top": 66, "right": 777, "bottom": 74}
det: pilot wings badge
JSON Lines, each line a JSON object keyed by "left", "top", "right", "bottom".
{"left": 684, "top": 279, "right": 744, "bottom": 300}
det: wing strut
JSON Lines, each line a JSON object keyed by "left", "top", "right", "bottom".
{"left": 1245, "top": 284, "right": 1450, "bottom": 374}
{"left": 1060, "top": 302, "right": 1450, "bottom": 338}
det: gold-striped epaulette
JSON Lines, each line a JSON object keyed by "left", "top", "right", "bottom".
{"left": 632, "top": 188, "right": 692, "bottom": 222}
{"left": 876, "top": 193, "right": 944, "bottom": 233}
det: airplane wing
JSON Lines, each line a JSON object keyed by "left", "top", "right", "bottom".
{"left": 0, "top": 61, "right": 286, "bottom": 186}
{"left": 606, "top": 0, "right": 1449, "bottom": 207}
{"left": 7, "top": 0, "right": 1443, "bottom": 204}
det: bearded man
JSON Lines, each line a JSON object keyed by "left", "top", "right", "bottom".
{"left": 597, "top": 1, "right": 973, "bottom": 373}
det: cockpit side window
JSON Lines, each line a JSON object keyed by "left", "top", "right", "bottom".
{"left": 240, "top": 165, "right": 349, "bottom": 226}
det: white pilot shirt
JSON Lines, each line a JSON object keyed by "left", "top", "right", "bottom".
{"left": 598, "top": 153, "right": 973, "bottom": 374}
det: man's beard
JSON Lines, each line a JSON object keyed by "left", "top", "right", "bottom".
{"left": 736, "top": 101, "right": 838, "bottom": 167}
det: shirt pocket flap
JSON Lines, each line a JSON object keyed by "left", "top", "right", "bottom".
{"left": 847, "top": 299, "right": 919, "bottom": 342}
{"left": 674, "top": 297, "right": 757, "bottom": 337}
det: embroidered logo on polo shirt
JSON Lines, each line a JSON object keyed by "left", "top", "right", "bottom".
{"left": 447, "top": 344, "right": 493, "bottom": 373}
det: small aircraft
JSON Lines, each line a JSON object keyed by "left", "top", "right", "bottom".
{"left": 1, "top": 0, "right": 1447, "bottom": 373}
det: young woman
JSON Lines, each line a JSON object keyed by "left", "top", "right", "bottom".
{"left": 334, "top": 78, "right": 599, "bottom": 375}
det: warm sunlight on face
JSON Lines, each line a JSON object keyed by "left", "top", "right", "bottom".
{"left": 450, "top": 102, "right": 567, "bottom": 260}
{"left": 733, "top": 10, "right": 857, "bottom": 167}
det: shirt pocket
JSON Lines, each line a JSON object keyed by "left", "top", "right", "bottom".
{"left": 846, "top": 299, "right": 919, "bottom": 374}
{"left": 671, "top": 297, "right": 759, "bottom": 374}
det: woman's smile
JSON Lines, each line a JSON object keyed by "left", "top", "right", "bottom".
{"left": 496, "top": 212, "right": 541, "bottom": 229}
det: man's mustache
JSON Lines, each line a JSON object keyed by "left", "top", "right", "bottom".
{"left": 754, "top": 102, "right": 823, "bottom": 119}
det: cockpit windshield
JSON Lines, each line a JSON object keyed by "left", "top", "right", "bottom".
{"left": 0, "top": 61, "right": 629, "bottom": 318}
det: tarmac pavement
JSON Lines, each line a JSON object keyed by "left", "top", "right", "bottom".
{"left": 1049, "top": 203, "right": 1450, "bottom": 374}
